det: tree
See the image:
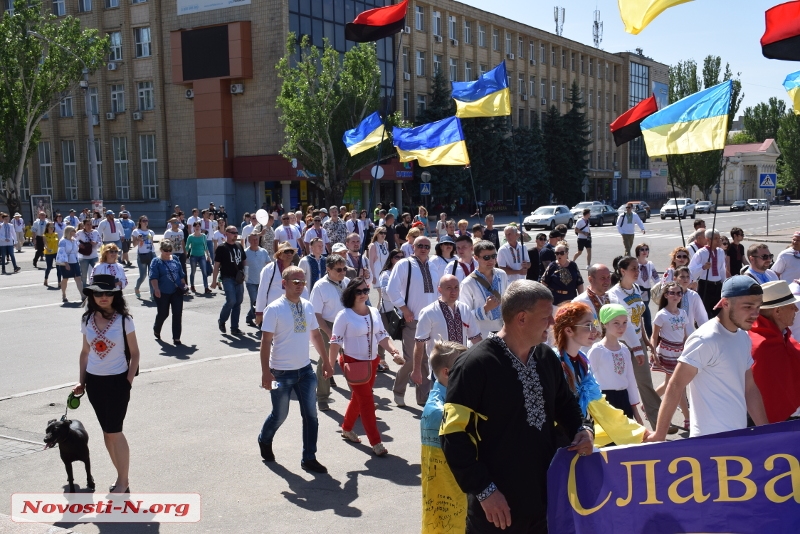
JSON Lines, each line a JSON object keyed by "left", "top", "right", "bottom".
{"left": 777, "top": 112, "right": 800, "bottom": 194}
{"left": 742, "top": 97, "right": 786, "bottom": 142}
{"left": 542, "top": 106, "right": 568, "bottom": 204}
{"left": 0, "top": 0, "right": 108, "bottom": 217}
{"left": 666, "top": 56, "right": 744, "bottom": 199}
{"left": 276, "top": 33, "right": 401, "bottom": 206}
{"left": 508, "top": 122, "right": 547, "bottom": 206}
{"left": 729, "top": 131, "right": 756, "bottom": 145}
{"left": 558, "top": 81, "right": 591, "bottom": 206}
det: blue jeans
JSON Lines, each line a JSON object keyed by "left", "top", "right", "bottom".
{"left": 44, "top": 254, "right": 61, "bottom": 283}
{"left": 189, "top": 256, "right": 208, "bottom": 289}
{"left": 135, "top": 252, "right": 153, "bottom": 291}
{"left": 219, "top": 277, "right": 244, "bottom": 328}
{"left": 246, "top": 282, "right": 259, "bottom": 322}
{"left": 207, "top": 242, "right": 215, "bottom": 265}
{"left": 79, "top": 257, "right": 97, "bottom": 287}
{"left": 258, "top": 364, "right": 318, "bottom": 461}
{"left": 1, "top": 245, "right": 18, "bottom": 271}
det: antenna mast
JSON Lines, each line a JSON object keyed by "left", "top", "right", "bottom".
{"left": 554, "top": 6, "right": 565, "bottom": 36}
{"left": 593, "top": 8, "right": 603, "bottom": 48}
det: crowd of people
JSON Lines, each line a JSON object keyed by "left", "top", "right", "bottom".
{"left": 3, "top": 200, "right": 800, "bottom": 532}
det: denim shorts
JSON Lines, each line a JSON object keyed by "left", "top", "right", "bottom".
{"left": 57, "top": 262, "right": 81, "bottom": 279}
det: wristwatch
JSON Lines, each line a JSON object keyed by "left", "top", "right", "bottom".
{"left": 577, "top": 425, "right": 595, "bottom": 437}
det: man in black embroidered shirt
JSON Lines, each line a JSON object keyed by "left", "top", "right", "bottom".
{"left": 441, "top": 280, "right": 593, "bottom": 533}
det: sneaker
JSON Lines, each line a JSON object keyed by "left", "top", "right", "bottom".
{"left": 318, "top": 402, "right": 330, "bottom": 412}
{"left": 258, "top": 440, "right": 274, "bottom": 462}
{"left": 394, "top": 394, "right": 406, "bottom": 407}
{"left": 218, "top": 320, "right": 226, "bottom": 334}
{"left": 14, "top": 267, "right": 21, "bottom": 273}
{"left": 301, "top": 459, "right": 328, "bottom": 474}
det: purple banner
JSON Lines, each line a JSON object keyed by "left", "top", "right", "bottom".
{"left": 547, "top": 421, "right": 800, "bottom": 534}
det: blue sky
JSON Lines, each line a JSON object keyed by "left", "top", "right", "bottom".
{"left": 461, "top": 0, "right": 794, "bottom": 116}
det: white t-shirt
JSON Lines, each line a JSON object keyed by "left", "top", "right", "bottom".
{"left": 163, "top": 230, "right": 185, "bottom": 255}
{"left": 309, "top": 275, "right": 349, "bottom": 323}
{"left": 81, "top": 314, "right": 134, "bottom": 376}
{"left": 200, "top": 219, "right": 217, "bottom": 240}
{"left": 131, "top": 229, "right": 155, "bottom": 254}
{"left": 678, "top": 319, "right": 754, "bottom": 437}
{"left": 653, "top": 308, "right": 688, "bottom": 344}
{"left": 790, "top": 281, "right": 800, "bottom": 337}
{"left": 773, "top": 248, "right": 800, "bottom": 283}
{"left": 76, "top": 229, "right": 101, "bottom": 260}
{"left": 575, "top": 217, "right": 591, "bottom": 239}
{"left": 497, "top": 242, "right": 527, "bottom": 282}
{"left": 261, "top": 296, "right": 318, "bottom": 370}
{"left": 303, "top": 226, "right": 330, "bottom": 247}
{"left": 414, "top": 299, "right": 482, "bottom": 356}
{"left": 681, "top": 289, "right": 708, "bottom": 335}
{"left": 585, "top": 342, "right": 640, "bottom": 405}
{"left": 212, "top": 230, "right": 226, "bottom": 247}
{"left": 241, "top": 224, "right": 258, "bottom": 243}
{"left": 330, "top": 307, "right": 388, "bottom": 361}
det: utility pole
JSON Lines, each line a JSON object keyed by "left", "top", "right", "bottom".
{"left": 554, "top": 7, "right": 565, "bottom": 36}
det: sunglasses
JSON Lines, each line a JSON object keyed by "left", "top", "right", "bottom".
{"left": 281, "top": 218, "right": 289, "bottom": 221}
{"left": 481, "top": 253, "right": 498, "bottom": 261}
{"left": 555, "top": 251, "right": 567, "bottom": 256}
{"left": 415, "top": 244, "right": 431, "bottom": 249}
{"left": 354, "top": 288, "right": 371, "bottom": 296}
{"left": 95, "top": 291, "right": 116, "bottom": 297}
{"left": 536, "top": 237, "right": 546, "bottom": 241}
{"left": 288, "top": 279, "right": 306, "bottom": 285}
{"left": 575, "top": 321, "right": 600, "bottom": 332}
{"left": 675, "top": 254, "right": 689, "bottom": 259}
{"left": 755, "top": 254, "right": 774, "bottom": 260}
{"left": 282, "top": 250, "right": 295, "bottom": 255}
{"left": 331, "top": 267, "right": 347, "bottom": 273}
{"left": 639, "top": 247, "right": 649, "bottom": 252}
{"left": 227, "top": 230, "right": 238, "bottom": 234}
{"left": 314, "top": 219, "right": 321, "bottom": 223}
{"left": 107, "top": 250, "right": 119, "bottom": 254}
{"left": 378, "top": 231, "right": 386, "bottom": 235}
{"left": 393, "top": 255, "right": 404, "bottom": 260}
{"left": 665, "top": 290, "right": 683, "bottom": 296}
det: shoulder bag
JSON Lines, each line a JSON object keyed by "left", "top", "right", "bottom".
{"left": 121, "top": 315, "right": 139, "bottom": 377}
{"left": 469, "top": 270, "right": 502, "bottom": 300}
{"left": 77, "top": 232, "right": 94, "bottom": 256}
{"left": 337, "top": 311, "right": 374, "bottom": 385}
{"left": 382, "top": 261, "right": 412, "bottom": 339}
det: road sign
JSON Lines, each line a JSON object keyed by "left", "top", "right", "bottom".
{"left": 640, "top": 170, "right": 652, "bottom": 178}
{"left": 420, "top": 171, "right": 431, "bottom": 183}
{"left": 759, "top": 173, "right": 777, "bottom": 189}
{"left": 581, "top": 185, "right": 589, "bottom": 194}
{"left": 371, "top": 165, "right": 384, "bottom": 179}
{"left": 420, "top": 183, "right": 431, "bottom": 195}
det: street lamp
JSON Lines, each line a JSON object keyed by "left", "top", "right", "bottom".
{"left": 28, "top": 30, "right": 100, "bottom": 203}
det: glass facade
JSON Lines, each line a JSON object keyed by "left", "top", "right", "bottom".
{"left": 628, "top": 61, "right": 650, "bottom": 171}
{"left": 289, "top": 0, "right": 396, "bottom": 103}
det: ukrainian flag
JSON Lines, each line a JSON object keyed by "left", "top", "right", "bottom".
{"left": 784, "top": 71, "right": 800, "bottom": 116}
{"left": 343, "top": 112, "right": 385, "bottom": 156}
{"left": 451, "top": 62, "right": 511, "bottom": 118}
{"left": 618, "top": 0, "right": 693, "bottom": 35}
{"left": 640, "top": 80, "right": 731, "bottom": 157}
{"left": 392, "top": 117, "right": 470, "bottom": 167}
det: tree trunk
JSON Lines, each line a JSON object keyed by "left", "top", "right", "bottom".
{"left": 5, "top": 191, "right": 21, "bottom": 220}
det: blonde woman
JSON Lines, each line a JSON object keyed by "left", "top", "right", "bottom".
{"left": 413, "top": 206, "right": 429, "bottom": 236}
{"left": 455, "top": 219, "right": 471, "bottom": 238}
{"left": 401, "top": 227, "right": 420, "bottom": 257}
{"left": 90, "top": 244, "right": 128, "bottom": 289}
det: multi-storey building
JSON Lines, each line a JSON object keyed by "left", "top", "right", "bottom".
{"left": 5, "top": 0, "right": 668, "bottom": 223}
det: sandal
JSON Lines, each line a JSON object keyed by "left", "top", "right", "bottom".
{"left": 341, "top": 430, "right": 361, "bottom": 443}
{"left": 372, "top": 443, "right": 388, "bottom": 456}
{"left": 683, "top": 419, "right": 690, "bottom": 431}
{"left": 376, "top": 363, "right": 388, "bottom": 373}
{"left": 134, "top": 289, "right": 141, "bottom": 298}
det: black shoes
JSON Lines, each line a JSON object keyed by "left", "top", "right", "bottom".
{"left": 230, "top": 328, "right": 243, "bottom": 336}
{"left": 218, "top": 320, "right": 226, "bottom": 334}
{"left": 318, "top": 402, "right": 330, "bottom": 412}
{"left": 259, "top": 440, "right": 274, "bottom": 462}
{"left": 329, "top": 377, "right": 337, "bottom": 387}
{"left": 301, "top": 459, "right": 328, "bottom": 474}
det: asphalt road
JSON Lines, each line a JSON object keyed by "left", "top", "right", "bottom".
{"left": 0, "top": 204, "right": 796, "bottom": 533}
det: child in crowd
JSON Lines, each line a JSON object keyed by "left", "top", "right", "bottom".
{"left": 651, "top": 281, "right": 690, "bottom": 430}
{"left": 420, "top": 340, "right": 468, "bottom": 534}
{"left": 587, "top": 304, "right": 644, "bottom": 424}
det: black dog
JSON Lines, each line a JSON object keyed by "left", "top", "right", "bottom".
{"left": 44, "top": 418, "right": 95, "bottom": 493}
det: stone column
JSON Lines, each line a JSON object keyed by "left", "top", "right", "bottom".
{"left": 395, "top": 181, "right": 404, "bottom": 213}
{"left": 281, "top": 181, "right": 292, "bottom": 210}
{"left": 362, "top": 180, "right": 371, "bottom": 212}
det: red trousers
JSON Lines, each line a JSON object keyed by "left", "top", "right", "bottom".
{"left": 341, "top": 355, "right": 381, "bottom": 446}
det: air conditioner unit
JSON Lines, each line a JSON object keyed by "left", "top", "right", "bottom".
{"left": 91, "top": 114, "right": 99, "bottom": 126}
{"left": 450, "top": 38, "right": 458, "bottom": 46}
{"left": 107, "top": 63, "right": 117, "bottom": 71}
{"left": 404, "top": 26, "right": 411, "bottom": 34}
{"left": 521, "top": 94, "right": 528, "bottom": 101}
{"left": 529, "top": 59, "right": 536, "bottom": 66}
{"left": 105, "top": 112, "right": 116, "bottom": 120}
{"left": 507, "top": 53, "right": 515, "bottom": 60}
{"left": 403, "top": 72, "right": 411, "bottom": 81}
{"left": 230, "top": 83, "right": 245, "bottom": 95}
{"left": 132, "top": 111, "right": 142, "bottom": 121}
{"left": 540, "top": 98, "right": 547, "bottom": 105}
{"left": 185, "top": 89, "right": 194, "bottom": 99}
{"left": 434, "top": 35, "right": 442, "bottom": 43}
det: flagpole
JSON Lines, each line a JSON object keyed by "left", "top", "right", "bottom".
{"left": 668, "top": 164, "right": 686, "bottom": 248}
{"left": 467, "top": 165, "right": 479, "bottom": 220}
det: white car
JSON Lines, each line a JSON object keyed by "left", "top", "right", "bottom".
{"left": 747, "top": 199, "right": 765, "bottom": 211}
{"left": 570, "top": 201, "right": 603, "bottom": 217}
{"left": 524, "top": 205, "right": 574, "bottom": 230}
{"left": 660, "top": 198, "right": 696, "bottom": 219}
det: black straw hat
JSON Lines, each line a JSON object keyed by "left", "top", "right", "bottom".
{"left": 83, "top": 274, "right": 121, "bottom": 297}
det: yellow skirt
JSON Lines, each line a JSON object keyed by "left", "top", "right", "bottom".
{"left": 421, "top": 445, "right": 467, "bottom": 534}
{"left": 589, "top": 396, "right": 646, "bottom": 447}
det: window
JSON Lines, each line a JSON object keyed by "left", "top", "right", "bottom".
{"left": 597, "top": 91, "right": 601, "bottom": 109}
{"left": 530, "top": 110, "right": 536, "bottom": 126}
{"left": 106, "top": 0, "right": 118, "bottom": 7}
{"left": 541, "top": 79, "right": 546, "bottom": 100}
{"left": 59, "top": 94, "right": 73, "bottom": 118}
{"left": 4, "top": 0, "right": 14, "bottom": 14}
{"left": 89, "top": 87, "right": 98, "bottom": 115}
{"left": 139, "top": 134, "right": 158, "bottom": 199}
{"left": 78, "top": 0, "right": 91, "bottom": 12}
{"left": 416, "top": 94, "right": 426, "bottom": 115}
{"left": 449, "top": 16, "right": 456, "bottom": 39}
{"left": 465, "top": 61, "right": 472, "bottom": 81}
{"left": 540, "top": 43, "right": 545, "bottom": 63}
{"left": 86, "top": 139, "right": 102, "bottom": 199}
{"left": 132, "top": 0, "right": 147, "bottom": 3}
{"left": 599, "top": 61, "right": 604, "bottom": 79}
{"left": 110, "top": 84, "right": 125, "bottom": 113}
{"left": 551, "top": 46, "right": 556, "bottom": 66}
{"left": 614, "top": 65, "right": 618, "bottom": 82}
{"left": 629, "top": 62, "right": 651, "bottom": 170}
{"left": 433, "top": 11, "right": 441, "bottom": 36}
{"left": 613, "top": 94, "right": 617, "bottom": 111}
{"left": 505, "top": 32, "right": 511, "bottom": 55}
{"left": 492, "top": 29, "right": 499, "bottom": 51}
{"left": 518, "top": 108, "right": 524, "bottom": 127}
{"left": 588, "top": 90, "right": 593, "bottom": 108}
{"left": 529, "top": 41, "right": 535, "bottom": 61}
{"left": 551, "top": 81, "right": 556, "bottom": 101}
{"left": 134, "top": 27, "right": 151, "bottom": 58}
{"left": 113, "top": 137, "right": 129, "bottom": 199}
{"left": 464, "top": 21, "right": 472, "bottom": 44}
{"left": 606, "top": 152, "right": 609, "bottom": 169}
{"left": 598, "top": 150, "right": 602, "bottom": 169}
{"left": 518, "top": 74, "right": 524, "bottom": 94}
{"left": 561, "top": 83, "right": 566, "bottom": 102}
{"left": 580, "top": 55, "right": 584, "bottom": 74}
{"left": 589, "top": 58, "right": 594, "bottom": 76}
{"left": 571, "top": 52, "right": 575, "bottom": 71}
{"left": 561, "top": 49, "right": 566, "bottom": 69}
{"left": 109, "top": 32, "right": 122, "bottom": 61}
{"left": 605, "top": 123, "right": 609, "bottom": 140}
{"left": 478, "top": 24, "right": 485, "bottom": 47}
{"left": 433, "top": 54, "right": 442, "bottom": 75}
{"left": 62, "top": 140, "right": 77, "bottom": 200}
{"left": 606, "top": 63, "right": 610, "bottom": 80}
{"left": 415, "top": 6, "right": 424, "bottom": 31}
{"left": 52, "top": 0, "right": 65, "bottom": 16}
{"left": 37, "top": 142, "right": 52, "bottom": 196}
{"left": 529, "top": 75, "right": 536, "bottom": 96}
{"left": 137, "top": 81, "right": 154, "bottom": 111}
{"left": 402, "top": 47, "right": 409, "bottom": 73}
{"left": 449, "top": 58, "right": 457, "bottom": 81}
{"left": 479, "top": 64, "right": 487, "bottom": 77}
{"left": 606, "top": 93, "right": 610, "bottom": 111}
{"left": 416, "top": 51, "right": 425, "bottom": 76}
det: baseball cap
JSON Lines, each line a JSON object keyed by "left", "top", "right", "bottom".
{"left": 332, "top": 243, "right": 347, "bottom": 253}
{"left": 598, "top": 304, "right": 628, "bottom": 324}
{"left": 105, "top": 210, "right": 115, "bottom": 216}
{"left": 721, "top": 275, "right": 763, "bottom": 299}
{"left": 320, "top": 208, "right": 328, "bottom": 213}
{"left": 69, "top": 209, "right": 76, "bottom": 213}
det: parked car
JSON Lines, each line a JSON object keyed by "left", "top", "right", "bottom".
{"left": 573, "top": 204, "right": 618, "bottom": 226}
{"left": 626, "top": 200, "right": 652, "bottom": 219}
{"left": 617, "top": 202, "right": 649, "bottom": 222}
{"left": 695, "top": 201, "right": 716, "bottom": 214}
{"left": 758, "top": 199, "right": 769, "bottom": 210}
{"left": 747, "top": 199, "right": 764, "bottom": 211}
{"left": 660, "top": 198, "right": 696, "bottom": 219}
{"left": 524, "top": 205, "right": 574, "bottom": 230}
{"left": 730, "top": 200, "right": 752, "bottom": 212}
{"left": 570, "top": 201, "right": 604, "bottom": 217}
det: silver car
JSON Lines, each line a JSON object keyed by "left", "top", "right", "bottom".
{"left": 524, "top": 205, "right": 574, "bottom": 230}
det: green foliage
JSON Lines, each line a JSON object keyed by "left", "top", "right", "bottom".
{"left": 666, "top": 56, "right": 743, "bottom": 200}
{"left": 777, "top": 112, "right": 800, "bottom": 193}
{"left": 0, "top": 0, "right": 108, "bottom": 215}
{"left": 743, "top": 97, "right": 786, "bottom": 142}
{"left": 728, "top": 131, "right": 756, "bottom": 145}
{"left": 542, "top": 106, "right": 568, "bottom": 204}
{"left": 558, "top": 81, "right": 591, "bottom": 206}
{"left": 416, "top": 68, "right": 454, "bottom": 124}
{"left": 276, "top": 33, "right": 400, "bottom": 206}
{"left": 508, "top": 121, "right": 548, "bottom": 205}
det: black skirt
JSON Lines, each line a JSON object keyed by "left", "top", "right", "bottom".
{"left": 602, "top": 389, "right": 634, "bottom": 419}
{"left": 85, "top": 371, "right": 131, "bottom": 433}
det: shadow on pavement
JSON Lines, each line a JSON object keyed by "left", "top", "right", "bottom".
{"left": 154, "top": 340, "right": 197, "bottom": 360}
{"left": 265, "top": 462, "right": 362, "bottom": 517}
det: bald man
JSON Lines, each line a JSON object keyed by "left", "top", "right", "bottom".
{"left": 411, "top": 274, "right": 483, "bottom": 388}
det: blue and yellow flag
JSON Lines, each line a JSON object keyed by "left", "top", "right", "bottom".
{"left": 343, "top": 112, "right": 385, "bottom": 156}
{"left": 640, "top": 80, "right": 731, "bottom": 157}
{"left": 784, "top": 71, "right": 800, "bottom": 116}
{"left": 451, "top": 62, "right": 510, "bottom": 118}
{"left": 392, "top": 117, "right": 470, "bottom": 166}
{"left": 618, "top": 0, "right": 693, "bottom": 35}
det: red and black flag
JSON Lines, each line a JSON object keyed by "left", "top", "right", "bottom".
{"left": 345, "top": 0, "right": 408, "bottom": 43}
{"left": 610, "top": 95, "right": 659, "bottom": 147}
{"left": 761, "top": 1, "right": 800, "bottom": 61}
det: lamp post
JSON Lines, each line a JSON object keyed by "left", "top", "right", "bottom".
{"left": 28, "top": 30, "right": 100, "bottom": 203}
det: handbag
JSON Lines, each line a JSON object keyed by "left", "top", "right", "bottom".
{"left": 337, "top": 313, "right": 374, "bottom": 385}
{"left": 381, "top": 263, "right": 412, "bottom": 339}
{"left": 121, "top": 314, "right": 139, "bottom": 377}
{"left": 77, "top": 233, "right": 93, "bottom": 256}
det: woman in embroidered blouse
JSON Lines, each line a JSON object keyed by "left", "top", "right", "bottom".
{"left": 541, "top": 242, "right": 584, "bottom": 305}
{"left": 376, "top": 249, "right": 405, "bottom": 372}
{"left": 53, "top": 213, "right": 66, "bottom": 239}
{"left": 329, "top": 277, "right": 402, "bottom": 456}
{"left": 401, "top": 227, "right": 420, "bottom": 258}
{"left": 43, "top": 223, "right": 61, "bottom": 287}
{"left": 56, "top": 226, "right": 82, "bottom": 303}
{"left": 72, "top": 274, "right": 140, "bottom": 494}
{"left": 662, "top": 247, "right": 691, "bottom": 284}
{"left": 367, "top": 226, "right": 390, "bottom": 285}
{"left": 358, "top": 210, "right": 374, "bottom": 251}
{"left": 90, "top": 244, "right": 128, "bottom": 289}
{"left": 634, "top": 243, "right": 659, "bottom": 337}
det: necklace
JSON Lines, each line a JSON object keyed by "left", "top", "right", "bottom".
{"left": 619, "top": 283, "right": 636, "bottom": 296}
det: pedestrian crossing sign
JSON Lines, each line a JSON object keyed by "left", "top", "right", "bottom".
{"left": 420, "top": 183, "right": 431, "bottom": 195}
{"left": 759, "top": 173, "right": 777, "bottom": 189}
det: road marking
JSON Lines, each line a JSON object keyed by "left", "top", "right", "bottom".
{"left": 0, "top": 434, "right": 42, "bottom": 446}
{"left": 0, "top": 289, "right": 150, "bottom": 314}
{"left": 0, "top": 283, "right": 46, "bottom": 291}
